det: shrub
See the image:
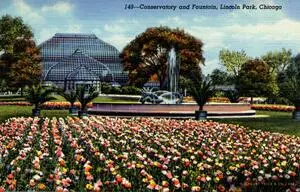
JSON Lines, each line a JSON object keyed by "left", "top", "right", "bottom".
{"left": 100, "top": 82, "right": 112, "bottom": 94}
{"left": 224, "top": 89, "right": 240, "bottom": 103}
{"left": 121, "top": 86, "right": 141, "bottom": 95}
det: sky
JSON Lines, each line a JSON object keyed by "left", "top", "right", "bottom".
{"left": 1, "top": 0, "right": 300, "bottom": 73}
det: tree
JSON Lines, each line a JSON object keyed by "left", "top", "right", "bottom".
{"left": 10, "top": 39, "right": 41, "bottom": 87}
{"left": 237, "top": 59, "right": 279, "bottom": 103}
{"left": 187, "top": 70, "right": 215, "bottom": 111}
{"left": 224, "top": 89, "right": 240, "bottom": 103}
{"left": 25, "top": 85, "right": 56, "bottom": 116}
{"left": 210, "top": 69, "right": 230, "bottom": 86}
{"left": 59, "top": 89, "right": 78, "bottom": 114}
{"left": 0, "top": 15, "right": 41, "bottom": 93}
{"left": 120, "top": 26, "right": 204, "bottom": 89}
{"left": 261, "top": 48, "right": 293, "bottom": 74}
{"left": 0, "top": 15, "right": 33, "bottom": 54}
{"left": 219, "top": 49, "right": 249, "bottom": 77}
{"left": 0, "top": 39, "right": 42, "bottom": 94}
{"left": 76, "top": 85, "right": 99, "bottom": 116}
{"left": 279, "top": 54, "right": 300, "bottom": 104}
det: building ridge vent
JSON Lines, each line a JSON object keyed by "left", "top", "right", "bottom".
{"left": 54, "top": 33, "right": 96, "bottom": 38}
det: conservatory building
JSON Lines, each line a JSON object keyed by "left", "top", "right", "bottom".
{"left": 39, "top": 33, "right": 128, "bottom": 90}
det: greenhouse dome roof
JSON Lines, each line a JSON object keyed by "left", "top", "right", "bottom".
{"left": 44, "top": 49, "right": 113, "bottom": 82}
{"left": 39, "top": 33, "right": 127, "bottom": 85}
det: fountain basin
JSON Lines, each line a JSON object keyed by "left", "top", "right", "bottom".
{"left": 89, "top": 103, "right": 255, "bottom": 118}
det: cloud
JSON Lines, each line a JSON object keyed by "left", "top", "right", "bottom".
{"left": 202, "top": 59, "right": 220, "bottom": 74}
{"left": 204, "top": 59, "right": 219, "bottom": 67}
{"left": 67, "top": 24, "right": 82, "bottom": 33}
{"left": 188, "top": 27, "right": 225, "bottom": 50}
{"left": 92, "top": 28, "right": 102, "bottom": 35}
{"left": 192, "top": 17, "right": 207, "bottom": 23}
{"left": 42, "top": 1, "right": 73, "bottom": 14}
{"left": 11, "top": 0, "right": 44, "bottom": 24}
{"left": 104, "top": 19, "right": 140, "bottom": 33}
{"left": 38, "top": 27, "right": 59, "bottom": 44}
{"left": 104, "top": 24, "right": 123, "bottom": 33}
{"left": 158, "top": 16, "right": 184, "bottom": 26}
{"left": 225, "top": 19, "right": 300, "bottom": 42}
{"left": 103, "top": 34, "right": 134, "bottom": 51}
{"left": 186, "top": 18, "right": 300, "bottom": 52}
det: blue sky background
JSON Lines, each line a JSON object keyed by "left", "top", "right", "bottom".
{"left": 1, "top": 0, "right": 300, "bottom": 73}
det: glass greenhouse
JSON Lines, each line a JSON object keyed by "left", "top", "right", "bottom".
{"left": 39, "top": 33, "right": 128, "bottom": 90}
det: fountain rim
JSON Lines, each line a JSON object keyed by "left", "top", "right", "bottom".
{"left": 92, "top": 102, "right": 251, "bottom": 106}
{"left": 88, "top": 102, "right": 255, "bottom": 118}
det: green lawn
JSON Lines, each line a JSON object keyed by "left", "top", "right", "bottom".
{"left": 0, "top": 105, "right": 299, "bottom": 136}
{"left": 0, "top": 95, "right": 139, "bottom": 103}
{"left": 0, "top": 106, "right": 68, "bottom": 122}
{"left": 52, "top": 95, "right": 139, "bottom": 103}
{"left": 0, "top": 96, "right": 26, "bottom": 102}
{"left": 214, "top": 111, "right": 300, "bottom": 137}
{"left": 93, "top": 96, "right": 139, "bottom": 103}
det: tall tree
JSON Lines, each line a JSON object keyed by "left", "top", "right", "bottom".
{"left": 279, "top": 54, "right": 300, "bottom": 104}
{"left": 219, "top": 49, "right": 249, "bottom": 77}
{"left": 0, "top": 39, "right": 41, "bottom": 93}
{"left": 261, "top": 48, "right": 293, "bottom": 74}
{"left": 0, "top": 15, "right": 41, "bottom": 92}
{"left": 210, "top": 69, "right": 230, "bottom": 86}
{"left": 120, "top": 26, "right": 204, "bottom": 89}
{"left": 237, "top": 59, "right": 279, "bottom": 103}
{"left": 9, "top": 39, "right": 42, "bottom": 88}
{"left": 0, "top": 15, "right": 33, "bottom": 54}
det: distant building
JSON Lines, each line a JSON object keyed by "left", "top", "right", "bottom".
{"left": 39, "top": 33, "right": 128, "bottom": 90}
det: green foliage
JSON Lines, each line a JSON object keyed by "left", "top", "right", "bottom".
{"left": 265, "top": 96, "right": 292, "bottom": 105}
{"left": 76, "top": 85, "right": 99, "bottom": 111}
{"left": 100, "top": 83, "right": 121, "bottom": 94}
{"left": 214, "top": 90, "right": 225, "bottom": 97}
{"left": 25, "top": 85, "right": 56, "bottom": 109}
{"left": 120, "top": 26, "right": 204, "bottom": 88}
{"left": 224, "top": 89, "right": 240, "bottom": 103}
{"left": 111, "top": 86, "right": 121, "bottom": 94}
{"left": 0, "top": 39, "right": 42, "bottom": 88}
{"left": 0, "top": 15, "right": 41, "bottom": 89}
{"left": 0, "top": 15, "right": 33, "bottom": 53}
{"left": 237, "top": 59, "right": 279, "bottom": 98}
{"left": 121, "top": 86, "right": 141, "bottom": 95}
{"left": 210, "top": 69, "right": 231, "bottom": 86}
{"left": 219, "top": 49, "right": 249, "bottom": 77}
{"left": 278, "top": 54, "right": 300, "bottom": 105}
{"left": 261, "top": 48, "right": 293, "bottom": 74}
{"left": 100, "top": 83, "right": 113, "bottom": 94}
{"left": 60, "top": 90, "right": 77, "bottom": 107}
{"left": 100, "top": 83, "right": 141, "bottom": 95}
{"left": 187, "top": 72, "right": 215, "bottom": 111}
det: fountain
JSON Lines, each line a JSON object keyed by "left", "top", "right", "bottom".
{"left": 90, "top": 47, "right": 255, "bottom": 118}
{"left": 139, "top": 88, "right": 183, "bottom": 104}
{"left": 139, "top": 47, "right": 183, "bottom": 104}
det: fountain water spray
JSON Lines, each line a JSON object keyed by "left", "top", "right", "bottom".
{"left": 139, "top": 47, "right": 183, "bottom": 104}
{"left": 168, "top": 47, "right": 180, "bottom": 104}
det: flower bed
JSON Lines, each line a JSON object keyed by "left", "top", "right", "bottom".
{"left": 184, "top": 97, "right": 230, "bottom": 103}
{"left": 0, "top": 117, "right": 299, "bottom": 191}
{"left": 208, "top": 97, "right": 230, "bottom": 103}
{"left": 252, "top": 104, "right": 295, "bottom": 112}
{"left": 40, "top": 102, "right": 92, "bottom": 110}
{"left": 0, "top": 101, "right": 31, "bottom": 106}
{"left": 0, "top": 101, "right": 92, "bottom": 110}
